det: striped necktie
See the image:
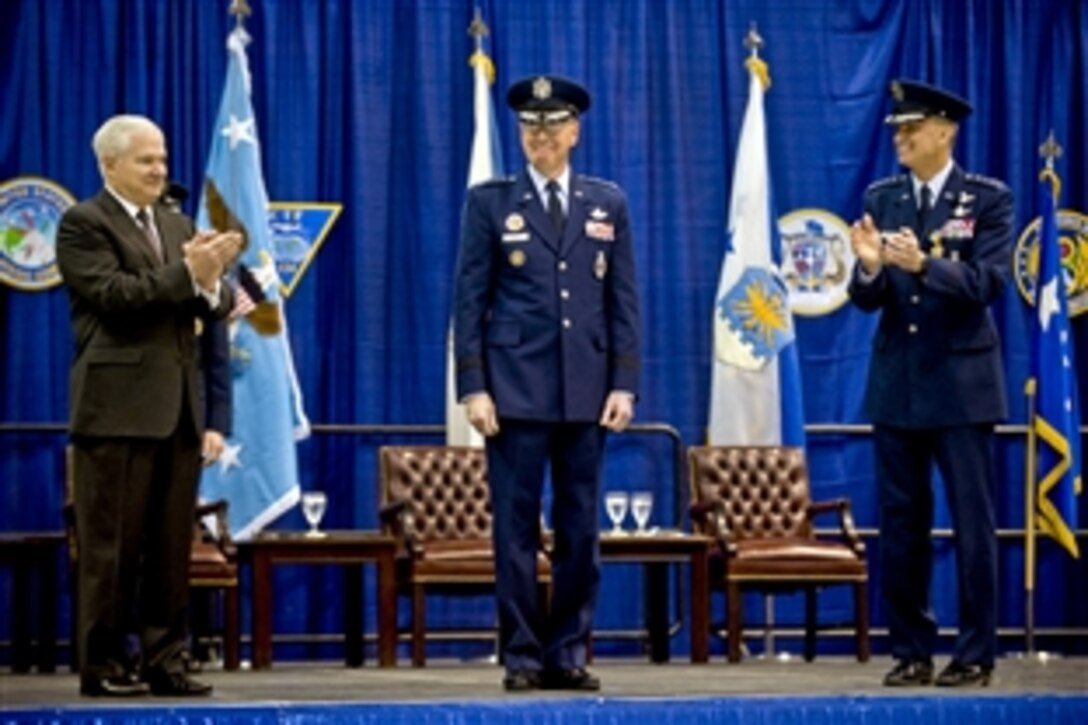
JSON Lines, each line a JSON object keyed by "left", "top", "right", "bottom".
{"left": 135, "top": 208, "right": 164, "bottom": 262}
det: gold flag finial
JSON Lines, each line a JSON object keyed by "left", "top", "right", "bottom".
{"left": 229, "top": 0, "right": 252, "bottom": 29}
{"left": 1039, "top": 130, "right": 1063, "bottom": 171}
{"left": 467, "top": 7, "right": 495, "bottom": 83}
{"left": 1039, "top": 131, "right": 1063, "bottom": 200}
{"left": 743, "top": 23, "right": 770, "bottom": 90}
{"left": 468, "top": 6, "right": 490, "bottom": 45}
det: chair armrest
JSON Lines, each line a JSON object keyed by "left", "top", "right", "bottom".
{"left": 690, "top": 499, "right": 737, "bottom": 555}
{"left": 378, "top": 499, "right": 407, "bottom": 528}
{"left": 807, "top": 498, "right": 865, "bottom": 555}
{"left": 378, "top": 499, "right": 424, "bottom": 556}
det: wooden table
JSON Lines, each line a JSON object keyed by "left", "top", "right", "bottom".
{"left": 241, "top": 531, "right": 398, "bottom": 669}
{"left": 0, "top": 532, "right": 65, "bottom": 673}
{"left": 599, "top": 531, "right": 712, "bottom": 664}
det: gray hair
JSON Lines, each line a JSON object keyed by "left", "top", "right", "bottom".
{"left": 91, "top": 115, "right": 162, "bottom": 163}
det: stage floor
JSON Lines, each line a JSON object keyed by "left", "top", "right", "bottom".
{"left": 2, "top": 657, "right": 1086, "bottom": 707}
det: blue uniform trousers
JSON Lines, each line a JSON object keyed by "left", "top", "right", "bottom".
{"left": 874, "top": 423, "right": 997, "bottom": 667}
{"left": 485, "top": 419, "right": 605, "bottom": 673}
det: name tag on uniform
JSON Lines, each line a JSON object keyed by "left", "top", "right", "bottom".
{"left": 585, "top": 221, "right": 614, "bottom": 241}
{"left": 502, "top": 232, "right": 530, "bottom": 243}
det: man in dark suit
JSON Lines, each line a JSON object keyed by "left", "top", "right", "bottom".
{"left": 57, "top": 115, "right": 241, "bottom": 697}
{"left": 453, "top": 75, "right": 641, "bottom": 692}
{"left": 848, "top": 80, "right": 1014, "bottom": 688}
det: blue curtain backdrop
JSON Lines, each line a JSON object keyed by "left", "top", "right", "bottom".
{"left": 1, "top": 0, "right": 1086, "bottom": 661}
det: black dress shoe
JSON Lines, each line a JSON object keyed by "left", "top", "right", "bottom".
{"left": 541, "top": 667, "right": 601, "bottom": 691}
{"left": 80, "top": 673, "right": 150, "bottom": 697}
{"left": 502, "top": 669, "right": 541, "bottom": 692}
{"left": 146, "top": 670, "right": 213, "bottom": 696}
{"left": 882, "top": 659, "right": 934, "bottom": 686}
{"left": 935, "top": 661, "right": 992, "bottom": 687}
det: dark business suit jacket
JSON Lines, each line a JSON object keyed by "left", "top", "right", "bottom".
{"left": 58, "top": 190, "right": 230, "bottom": 439}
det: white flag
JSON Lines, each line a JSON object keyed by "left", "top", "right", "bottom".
{"left": 708, "top": 54, "right": 804, "bottom": 446}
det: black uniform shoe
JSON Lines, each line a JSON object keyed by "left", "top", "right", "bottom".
{"left": 935, "top": 661, "right": 992, "bottom": 687}
{"left": 882, "top": 659, "right": 934, "bottom": 686}
{"left": 540, "top": 667, "right": 601, "bottom": 691}
{"left": 79, "top": 673, "right": 150, "bottom": 697}
{"left": 145, "top": 670, "right": 214, "bottom": 696}
{"left": 502, "top": 669, "right": 541, "bottom": 692}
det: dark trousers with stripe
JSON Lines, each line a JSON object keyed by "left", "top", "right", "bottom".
{"left": 874, "top": 423, "right": 997, "bottom": 668}
{"left": 486, "top": 419, "right": 605, "bottom": 673}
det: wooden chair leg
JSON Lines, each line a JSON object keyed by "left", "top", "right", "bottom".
{"left": 803, "top": 586, "right": 816, "bottom": 662}
{"left": 411, "top": 583, "right": 426, "bottom": 667}
{"left": 223, "top": 585, "right": 240, "bottom": 671}
{"left": 726, "top": 581, "right": 742, "bottom": 663}
{"left": 854, "top": 580, "right": 870, "bottom": 662}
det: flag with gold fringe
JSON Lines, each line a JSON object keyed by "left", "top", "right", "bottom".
{"left": 1030, "top": 141, "right": 1081, "bottom": 558}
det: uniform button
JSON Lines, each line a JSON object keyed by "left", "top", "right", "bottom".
{"left": 558, "top": 260, "right": 568, "bottom": 272}
{"left": 908, "top": 324, "right": 918, "bottom": 334}
{"left": 910, "top": 295, "right": 920, "bottom": 304}
{"left": 560, "top": 289, "right": 570, "bottom": 300}
{"left": 562, "top": 318, "right": 572, "bottom": 329}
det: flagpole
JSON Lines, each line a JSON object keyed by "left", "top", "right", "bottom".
{"left": 1014, "top": 131, "right": 1066, "bottom": 662}
{"left": 1023, "top": 378, "right": 1038, "bottom": 654}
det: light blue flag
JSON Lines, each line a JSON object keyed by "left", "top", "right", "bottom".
{"left": 446, "top": 7, "right": 504, "bottom": 446}
{"left": 708, "top": 53, "right": 805, "bottom": 446}
{"left": 199, "top": 27, "right": 310, "bottom": 541}
{"left": 1030, "top": 160, "right": 1081, "bottom": 558}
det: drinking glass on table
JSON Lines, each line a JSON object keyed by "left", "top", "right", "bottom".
{"left": 630, "top": 492, "right": 653, "bottom": 534}
{"left": 301, "top": 491, "right": 328, "bottom": 537}
{"left": 604, "top": 491, "right": 629, "bottom": 535}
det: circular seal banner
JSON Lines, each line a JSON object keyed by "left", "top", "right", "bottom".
{"left": 1013, "top": 209, "right": 1088, "bottom": 317}
{"left": 0, "top": 176, "right": 76, "bottom": 291}
{"left": 778, "top": 208, "right": 855, "bottom": 316}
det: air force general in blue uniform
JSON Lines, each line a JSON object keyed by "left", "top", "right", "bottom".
{"left": 848, "top": 80, "right": 1014, "bottom": 688}
{"left": 453, "top": 75, "right": 640, "bottom": 692}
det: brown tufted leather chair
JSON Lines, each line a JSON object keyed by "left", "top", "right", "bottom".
{"left": 63, "top": 446, "right": 240, "bottom": 671}
{"left": 378, "top": 445, "right": 551, "bottom": 666}
{"left": 688, "top": 446, "right": 869, "bottom": 663}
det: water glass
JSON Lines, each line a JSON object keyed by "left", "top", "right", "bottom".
{"left": 604, "top": 491, "right": 629, "bottom": 534}
{"left": 301, "top": 491, "right": 328, "bottom": 537}
{"left": 631, "top": 492, "right": 653, "bottom": 533}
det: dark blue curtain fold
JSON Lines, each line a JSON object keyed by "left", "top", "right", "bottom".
{"left": 2, "top": 0, "right": 1085, "bottom": 660}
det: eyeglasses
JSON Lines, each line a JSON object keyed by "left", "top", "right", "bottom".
{"left": 518, "top": 110, "right": 575, "bottom": 134}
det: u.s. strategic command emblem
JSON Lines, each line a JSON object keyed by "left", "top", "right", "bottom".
{"left": 1013, "top": 208, "right": 1088, "bottom": 316}
{"left": 0, "top": 176, "right": 76, "bottom": 291}
{"left": 266, "top": 202, "right": 342, "bottom": 296}
{"left": 778, "top": 208, "right": 854, "bottom": 316}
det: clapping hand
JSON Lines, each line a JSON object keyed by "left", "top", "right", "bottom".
{"left": 184, "top": 230, "right": 244, "bottom": 291}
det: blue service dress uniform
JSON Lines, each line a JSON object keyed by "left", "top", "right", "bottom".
{"left": 453, "top": 169, "right": 641, "bottom": 673}
{"left": 848, "top": 165, "right": 1014, "bottom": 669}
